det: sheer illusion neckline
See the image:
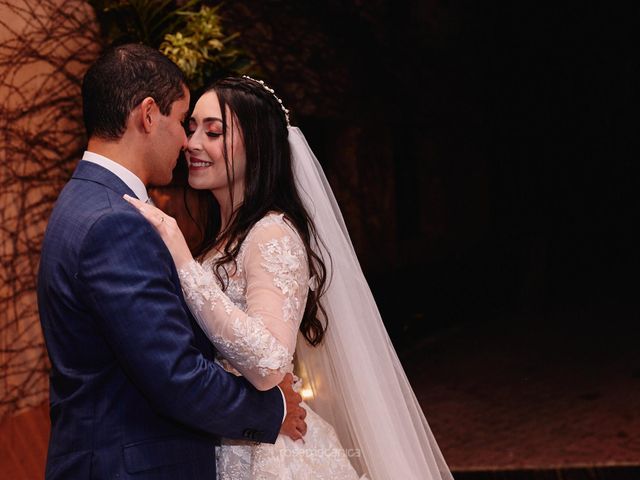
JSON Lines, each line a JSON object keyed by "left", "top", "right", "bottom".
{"left": 200, "top": 211, "right": 291, "bottom": 262}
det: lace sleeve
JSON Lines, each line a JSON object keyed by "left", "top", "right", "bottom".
{"left": 178, "top": 215, "right": 309, "bottom": 391}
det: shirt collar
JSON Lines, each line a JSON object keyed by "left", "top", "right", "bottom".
{"left": 81, "top": 151, "right": 149, "bottom": 202}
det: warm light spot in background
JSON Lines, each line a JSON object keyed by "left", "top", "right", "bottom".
{"left": 300, "top": 386, "right": 314, "bottom": 401}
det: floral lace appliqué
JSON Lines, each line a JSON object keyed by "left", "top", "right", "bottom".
{"left": 258, "top": 235, "right": 306, "bottom": 323}
{"left": 227, "top": 315, "right": 293, "bottom": 376}
{"left": 178, "top": 259, "right": 292, "bottom": 377}
{"left": 178, "top": 259, "right": 235, "bottom": 315}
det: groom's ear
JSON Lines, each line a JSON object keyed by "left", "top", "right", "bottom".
{"left": 139, "top": 97, "right": 159, "bottom": 134}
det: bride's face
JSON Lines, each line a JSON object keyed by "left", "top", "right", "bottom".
{"left": 185, "top": 91, "right": 246, "bottom": 195}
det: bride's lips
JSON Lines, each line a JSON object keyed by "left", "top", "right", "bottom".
{"left": 188, "top": 157, "right": 213, "bottom": 170}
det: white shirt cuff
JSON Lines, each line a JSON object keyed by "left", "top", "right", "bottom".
{"left": 276, "top": 385, "right": 287, "bottom": 424}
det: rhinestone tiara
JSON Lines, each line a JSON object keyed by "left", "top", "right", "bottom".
{"left": 242, "top": 75, "right": 290, "bottom": 126}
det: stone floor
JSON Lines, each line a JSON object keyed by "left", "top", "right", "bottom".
{"left": 401, "top": 302, "right": 640, "bottom": 474}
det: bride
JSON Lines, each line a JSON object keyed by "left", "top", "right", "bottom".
{"left": 125, "top": 76, "right": 453, "bottom": 480}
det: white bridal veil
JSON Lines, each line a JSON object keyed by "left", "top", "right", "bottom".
{"left": 289, "top": 126, "right": 454, "bottom": 480}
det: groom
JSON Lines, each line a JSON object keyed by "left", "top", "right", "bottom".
{"left": 37, "top": 44, "right": 305, "bottom": 479}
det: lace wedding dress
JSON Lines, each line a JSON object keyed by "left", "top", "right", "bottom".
{"left": 178, "top": 212, "right": 364, "bottom": 480}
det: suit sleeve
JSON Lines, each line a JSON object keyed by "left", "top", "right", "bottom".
{"left": 77, "top": 208, "right": 283, "bottom": 443}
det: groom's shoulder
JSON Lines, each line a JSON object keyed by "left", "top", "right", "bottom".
{"left": 56, "top": 179, "right": 116, "bottom": 214}
{"left": 51, "top": 178, "right": 147, "bottom": 240}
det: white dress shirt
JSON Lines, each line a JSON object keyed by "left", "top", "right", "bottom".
{"left": 80, "top": 150, "right": 288, "bottom": 425}
{"left": 82, "top": 151, "right": 150, "bottom": 202}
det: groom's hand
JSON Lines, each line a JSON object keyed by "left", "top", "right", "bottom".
{"left": 278, "top": 373, "right": 307, "bottom": 441}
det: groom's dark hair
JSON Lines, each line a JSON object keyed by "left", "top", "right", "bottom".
{"left": 82, "top": 43, "right": 186, "bottom": 140}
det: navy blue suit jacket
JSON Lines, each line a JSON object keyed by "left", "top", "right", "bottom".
{"left": 37, "top": 161, "right": 283, "bottom": 479}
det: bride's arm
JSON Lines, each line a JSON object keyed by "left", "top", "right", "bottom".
{"left": 122, "top": 196, "right": 309, "bottom": 391}
{"left": 178, "top": 218, "right": 309, "bottom": 391}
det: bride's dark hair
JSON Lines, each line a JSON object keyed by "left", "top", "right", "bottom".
{"left": 189, "top": 76, "right": 328, "bottom": 346}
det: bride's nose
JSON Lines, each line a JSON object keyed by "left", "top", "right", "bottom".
{"left": 186, "top": 133, "right": 202, "bottom": 153}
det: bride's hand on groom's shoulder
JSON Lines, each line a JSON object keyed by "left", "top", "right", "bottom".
{"left": 123, "top": 194, "right": 193, "bottom": 269}
{"left": 278, "top": 373, "right": 307, "bottom": 442}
